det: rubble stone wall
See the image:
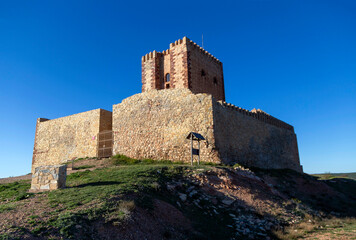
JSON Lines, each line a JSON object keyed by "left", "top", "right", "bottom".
{"left": 212, "top": 101, "right": 302, "bottom": 172}
{"left": 112, "top": 89, "right": 302, "bottom": 172}
{"left": 30, "top": 165, "right": 67, "bottom": 192}
{"left": 112, "top": 89, "right": 220, "bottom": 163}
{"left": 32, "top": 109, "right": 112, "bottom": 172}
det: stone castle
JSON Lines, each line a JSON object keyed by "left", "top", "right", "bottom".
{"left": 32, "top": 37, "right": 303, "bottom": 173}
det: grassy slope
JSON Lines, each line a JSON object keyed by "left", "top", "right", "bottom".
{"left": 312, "top": 172, "right": 356, "bottom": 180}
{"left": 0, "top": 156, "right": 355, "bottom": 240}
{"left": 0, "top": 159, "right": 230, "bottom": 240}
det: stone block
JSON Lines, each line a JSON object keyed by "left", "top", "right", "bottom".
{"left": 31, "top": 184, "right": 40, "bottom": 190}
{"left": 30, "top": 165, "right": 67, "bottom": 192}
{"left": 40, "top": 184, "right": 50, "bottom": 190}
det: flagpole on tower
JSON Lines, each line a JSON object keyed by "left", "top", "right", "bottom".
{"left": 202, "top": 34, "right": 204, "bottom": 49}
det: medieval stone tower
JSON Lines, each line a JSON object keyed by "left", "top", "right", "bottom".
{"left": 141, "top": 37, "right": 225, "bottom": 101}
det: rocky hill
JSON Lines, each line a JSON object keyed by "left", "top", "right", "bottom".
{"left": 0, "top": 156, "right": 355, "bottom": 240}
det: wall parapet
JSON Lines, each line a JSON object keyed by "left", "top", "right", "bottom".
{"left": 142, "top": 49, "right": 172, "bottom": 63}
{"left": 218, "top": 101, "right": 294, "bottom": 131}
{"left": 35, "top": 109, "right": 110, "bottom": 124}
{"left": 169, "top": 36, "right": 222, "bottom": 65}
{"left": 142, "top": 50, "right": 158, "bottom": 62}
{"left": 185, "top": 37, "right": 222, "bottom": 65}
{"left": 141, "top": 36, "right": 222, "bottom": 66}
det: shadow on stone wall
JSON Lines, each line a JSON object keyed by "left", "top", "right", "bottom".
{"left": 219, "top": 128, "right": 301, "bottom": 172}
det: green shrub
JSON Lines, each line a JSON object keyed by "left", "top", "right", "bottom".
{"left": 15, "top": 192, "right": 33, "bottom": 201}
{"left": 202, "top": 161, "right": 219, "bottom": 166}
{"left": 50, "top": 212, "right": 86, "bottom": 238}
{"left": 104, "top": 200, "right": 136, "bottom": 225}
{"left": 67, "top": 170, "right": 91, "bottom": 180}
{"left": 31, "top": 226, "right": 46, "bottom": 236}
{"left": 0, "top": 181, "right": 31, "bottom": 202}
{"left": 0, "top": 203, "right": 15, "bottom": 213}
{"left": 0, "top": 233, "right": 14, "bottom": 240}
{"left": 141, "top": 158, "right": 155, "bottom": 164}
{"left": 232, "top": 163, "right": 243, "bottom": 168}
{"left": 111, "top": 154, "right": 140, "bottom": 165}
{"left": 111, "top": 154, "right": 185, "bottom": 166}
{"left": 74, "top": 165, "right": 95, "bottom": 170}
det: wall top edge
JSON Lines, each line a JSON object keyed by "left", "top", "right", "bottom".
{"left": 142, "top": 36, "right": 221, "bottom": 64}
{"left": 37, "top": 108, "right": 107, "bottom": 123}
{"left": 217, "top": 100, "right": 294, "bottom": 131}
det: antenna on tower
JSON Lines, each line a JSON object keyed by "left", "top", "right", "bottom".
{"left": 202, "top": 34, "right": 204, "bottom": 49}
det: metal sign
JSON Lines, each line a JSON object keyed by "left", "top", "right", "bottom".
{"left": 192, "top": 148, "right": 199, "bottom": 155}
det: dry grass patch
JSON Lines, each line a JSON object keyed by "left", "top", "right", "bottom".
{"left": 273, "top": 217, "right": 356, "bottom": 240}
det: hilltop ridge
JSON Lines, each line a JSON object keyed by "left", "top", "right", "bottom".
{"left": 1, "top": 156, "right": 355, "bottom": 239}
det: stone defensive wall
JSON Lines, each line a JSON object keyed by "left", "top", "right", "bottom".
{"left": 32, "top": 109, "right": 112, "bottom": 172}
{"left": 218, "top": 102, "right": 294, "bottom": 131}
{"left": 213, "top": 101, "right": 302, "bottom": 172}
{"left": 112, "top": 89, "right": 302, "bottom": 172}
{"left": 112, "top": 89, "right": 220, "bottom": 163}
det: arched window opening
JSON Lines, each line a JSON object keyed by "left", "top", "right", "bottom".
{"left": 201, "top": 69, "right": 206, "bottom": 77}
{"left": 165, "top": 73, "right": 170, "bottom": 82}
{"left": 213, "top": 77, "right": 218, "bottom": 85}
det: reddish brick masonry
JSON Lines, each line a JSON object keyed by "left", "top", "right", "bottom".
{"left": 142, "top": 37, "right": 225, "bottom": 101}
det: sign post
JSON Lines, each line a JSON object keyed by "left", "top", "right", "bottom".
{"left": 191, "top": 134, "right": 193, "bottom": 166}
{"left": 186, "top": 132, "right": 205, "bottom": 166}
{"left": 198, "top": 140, "right": 200, "bottom": 165}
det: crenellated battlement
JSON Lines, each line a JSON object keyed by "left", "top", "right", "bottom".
{"left": 169, "top": 37, "right": 186, "bottom": 48}
{"left": 186, "top": 37, "right": 222, "bottom": 65}
{"left": 168, "top": 36, "right": 222, "bottom": 65}
{"left": 142, "top": 37, "right": 222, "bottom": 66}
{"left": 218, "top": 101, "right": 294, "bottom": 131}
{"left": 142, "top": 50, "right": 158, "bottom": 62}
{"left": 162, "top": 49, "right": 170, "bottom": 55}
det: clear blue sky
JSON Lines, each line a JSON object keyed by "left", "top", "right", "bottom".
{"left": 0, "top": 0, "right": 355, "bottom": 178}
